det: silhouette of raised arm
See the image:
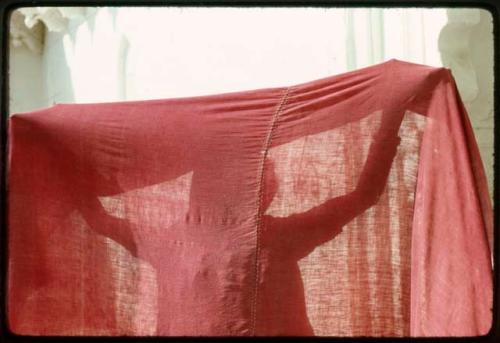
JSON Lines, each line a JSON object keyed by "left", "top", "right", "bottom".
{"left": 78, "top": 195, "right": 139, "bottom": 258}
{"left": 263, "top": 109, "right": 405, "bottom": 259}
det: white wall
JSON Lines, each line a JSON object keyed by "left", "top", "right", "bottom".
{"left": 8, "top": 44, "right": 46, "bottom": 113}
{"left": 25, "top": 7, "right": 448, "bottom": 104}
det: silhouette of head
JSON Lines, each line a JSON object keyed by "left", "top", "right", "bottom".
{"left": 262, "top": 157, "right": 279, "bottom": 212}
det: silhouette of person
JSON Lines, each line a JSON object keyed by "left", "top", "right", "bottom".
{"left": 256, "top": 126, "right": 401, "bottom": 335}
{"left": 78, "top": 108, "right": 403, "bottom": 336}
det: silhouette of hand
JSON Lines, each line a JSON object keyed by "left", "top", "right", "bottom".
{"left": 80, "top": 199, "right": 139, "bottom": 258}
{"left": 378, "top": 108, "right": 404, "bottom": 139}
{"left": 102, "top": 215, "right": 138, "bottom": 258}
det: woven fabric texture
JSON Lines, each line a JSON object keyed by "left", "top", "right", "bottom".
{"left": 6, "top": 59, "right": 493, "bottom": 337}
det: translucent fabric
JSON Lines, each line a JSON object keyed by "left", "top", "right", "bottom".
{"left": 7, "top": 59, "right": 493, "bottom": 337}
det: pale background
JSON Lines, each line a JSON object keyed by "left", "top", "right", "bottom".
{"left": 8, "top": 7, "right": 494, "bottom": 201}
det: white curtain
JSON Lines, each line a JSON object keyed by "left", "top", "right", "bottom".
{"left": 10, "top": 7, "right": 448, "bottom": 105}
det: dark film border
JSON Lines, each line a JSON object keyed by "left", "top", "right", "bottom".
{"left": 0, "top": 1, "right": 497, "bottom": 342}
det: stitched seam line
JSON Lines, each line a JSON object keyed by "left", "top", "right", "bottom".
{"left": 250, "top": 87, "right": 291, "bottom": 336}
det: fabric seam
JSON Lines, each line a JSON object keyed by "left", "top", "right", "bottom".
{"left": 250, "top": 87, "right": 291, "bottom": 336}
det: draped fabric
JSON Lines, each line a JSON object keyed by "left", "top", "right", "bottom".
{"left": 6, "top": 59, "right": 493, "bottom": 337}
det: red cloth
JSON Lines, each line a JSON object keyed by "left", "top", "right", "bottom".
{"left": 7, "top": 59, "right": 493, "bottom": 336}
